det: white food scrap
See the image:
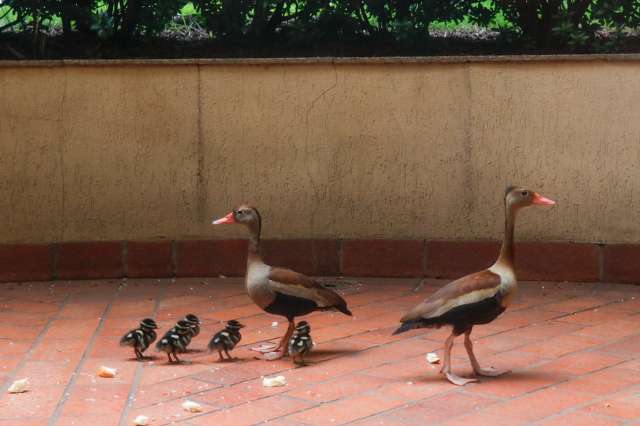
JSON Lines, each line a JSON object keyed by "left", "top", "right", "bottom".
{"left": 7, "top": 378, "right": 29, "bottom": 393}
{"left": 97, "top": 366, "right": 117, "bottom": 378}
{"left": 262, "top": 375, "right": 287, "bottom": 387}
{"left": 426, "top": 352, "right": 440, "bottom": 364}
{"left": 133, "top": 414, "right": 149, "bottom": 425}
{"left": 182, "top": 400, "right": 203, "bottom": 413}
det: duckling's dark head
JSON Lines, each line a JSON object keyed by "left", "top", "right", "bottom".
{"left": 295, "top": 321, "right": 311, "bottom": 334}
{"left": 226, "top": 319, "right": 245, "bottom": 330}
{"left": 140, "top": 318, "right": 158, "bottom": 329}
{"left": 185, "top": 314, "right": 201, "bottom": 325}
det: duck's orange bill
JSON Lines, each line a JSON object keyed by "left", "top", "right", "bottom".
{"left": 532, "top": 193, "right": 556, "bottom": 205}
{"left": 212, "top": 212, "right": 235, "bottom": 225}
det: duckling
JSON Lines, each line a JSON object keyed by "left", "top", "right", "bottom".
{"left": 184, "top": 314, "right": 201, "bottom": 337}
{"left": 119, "top": 318, "right": 158, "bottom": 360}
{"left": 208, "top": 320, "right": 245, "bottom": 362}
{"left": 156, "top": 320, "right": 192, "bottom": 363}
{"left": 288, "top": 321, "right": 313, "bottom": 366}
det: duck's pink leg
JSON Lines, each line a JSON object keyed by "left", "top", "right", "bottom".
{"left": 252, "top": 320, "right": 295, "bottom": 360}
{"left": 441, "top": 331, "right": 477, "bottom": 386}
{"left": 464, "top": 330, "right": 509, "bottom": 377}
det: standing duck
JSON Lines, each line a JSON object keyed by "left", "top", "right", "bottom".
{"left": 394, "top": 186, "right": 555, "bottom": 385}
{"left": 120, "top": 318, "right": 158, "bottom": 360}
{"left": 212, "top": 205, "right": 352, "bottom": 359}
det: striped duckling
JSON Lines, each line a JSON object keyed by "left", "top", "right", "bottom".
{"left": 184, "top": 314, "right": 201, "bottom": 337}
{"left": 208, "top": 320, "right": 245, "bottom": 362}
{"left": 156, "top": 320, "right": 193, "bottom": 363}
{"left": 288, "top": 321, "right": 313, "bottom": 365}
{"left": 120, "top": 318, "right": 158, "bottom": 360}
{"left": 209, "top": 320, "right": 244, "bottom": 362}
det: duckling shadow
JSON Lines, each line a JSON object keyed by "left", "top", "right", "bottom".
{"left": 216, "top": 357, "right": 252, "bottom": 364}
{"left": 126, "top": 355, "right": 160, "bottom": 362}
{"left": 307, "top": 348, "right": 360, "bottom": 360}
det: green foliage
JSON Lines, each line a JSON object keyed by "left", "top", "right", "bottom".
{"left": 1, "top": 0, "right": 639, "bottom": 52}
{"left": 473, "top": 0, "right": 640, "bottom": 50}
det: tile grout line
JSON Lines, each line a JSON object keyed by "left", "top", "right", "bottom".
{"left": 135, "top": 287, "right": 427, "bottom": 416}
{"left": 118, "top": 280, "right": 169, "bottom": 426}
{"left": 132, "top": 281, "right": 635, "bottom": 424}
{"left": 116, "top": 281, "right": 631, "bottom": 419}
{"left": 48, "top": 282, "right": 125, "bottom": 426}
{"left": 0, "top": 290, "right": 71, "bottom": 394}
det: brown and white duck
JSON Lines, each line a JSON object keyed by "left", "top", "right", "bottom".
{"left": 394, "top": 186, "right": 555, "bottom": 385}
{"left": 213, "top": 205, "right": 352, "bottom": 359}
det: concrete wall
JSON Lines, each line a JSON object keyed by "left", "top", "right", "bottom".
{"left": 1, "top": 57, "right": 639, "bottom": 244}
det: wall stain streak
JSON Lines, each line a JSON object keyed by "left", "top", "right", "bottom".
{"left": 303, "top": 64, "right": 338, "bottom": 232}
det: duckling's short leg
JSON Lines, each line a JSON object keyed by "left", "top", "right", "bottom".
{"left": 224, "top": 348, "right": 234, "bottom": 361}
{"left": 464, "top": 329, "right": 509, "bottom": 377}
{"left": 134, "top": 349, "right": 143, "bottom": 360}
{"left": 166, "top": 352, "right": 174, "bottom": 363}
{"left": 298, "top": 354, "right": 307, "bottom": 366}
{"left": 173, "top": 352, "right": 190, "bottom": 364}
{"left": 441, "top": 331, "right": 477, "bottom": 386}
{"left": 217, "top": 350, "right": 224, "bottom": 362}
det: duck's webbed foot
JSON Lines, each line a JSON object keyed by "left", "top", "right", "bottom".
{"left": 464, "top": 330, "right": 509, "bottom": 377}
{"left": 473, "top": 366, "right": 509, "bottom": 377}
{"left": 445, "top": 371, "right": 478, "bottom": 386}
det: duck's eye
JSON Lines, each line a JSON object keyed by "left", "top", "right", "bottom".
{"left": 521, "top": 191, "right": 529, "bottom": 197}
{"left": 236, "top": 210, "right": 242, "bottom": 216}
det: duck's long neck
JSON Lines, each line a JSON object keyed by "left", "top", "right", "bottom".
{"left": 496, "top": 203, "right": 516, "bottom": 268}
{"left": 247, "top": 218, "right": 262, "bottom": 262}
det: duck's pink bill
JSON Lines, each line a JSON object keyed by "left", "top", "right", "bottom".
{"left": 532, "top": 193, "right": 556, "bottom": 205}
{"left": 212, "top": 212, "right": 235, "bottom": 225}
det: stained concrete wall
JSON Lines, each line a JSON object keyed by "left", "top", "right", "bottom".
{"left": 1, "top": 57, "right": 639, "bottom": 244}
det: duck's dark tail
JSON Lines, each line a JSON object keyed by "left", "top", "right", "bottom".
{"left": 334, "top": 303, "right": 352, "bottom": 317}
{"left": 392, "top": 320, "right": 426, "bottom": 335}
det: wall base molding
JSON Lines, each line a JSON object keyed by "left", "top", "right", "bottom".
{"left": 0, "top": 239, "right": 634, "bottom": 284}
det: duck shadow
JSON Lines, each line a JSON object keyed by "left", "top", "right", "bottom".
{"left": 405, "top": 368, "right": 560, "bottom": 384}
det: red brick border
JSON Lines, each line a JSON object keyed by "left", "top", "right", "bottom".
{"left": 57, "top": 241, "right": 123, "bottom": 280}
{"left": 175, "top": 239, "right": 247, "bottom": 277}
{"left": 426, "top": 241, "right": 499, "bottom": 279}
{"left": 602, "top": 244, "right": 640, "bottom": 284}
{"left": 0, "top": 244, "right": 52, "bottom": 282}
{"left": 126, "top": 241, "right": 173, "bottom": 278}
{"left": 0, "top": 239, "right": 635, "bottom": 284}
{"left": 342, "top": 240, "right": 424, "bottom": 277}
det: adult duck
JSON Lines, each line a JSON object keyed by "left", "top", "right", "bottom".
{"left": 213, "top": 205, "right": 352, "bottom": 359}
{"left": 394, "top": 186, "right": 555, "bottom": 385}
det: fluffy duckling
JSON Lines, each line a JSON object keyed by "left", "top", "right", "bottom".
{"left": 288, "top": 321, "right": 313, "bottom": 365}
{"left": 208, "top": 320, "right": 245, "bottom": 362}
{"left": 184, "top": 314, "right": 201, "bottom": 337}
{"left": 119, "top": 318, "right": 158, "bottom": 360}
{"left": 156, "top": 320, "right": 192, "bottom": 363}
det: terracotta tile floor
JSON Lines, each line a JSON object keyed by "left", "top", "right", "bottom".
{"left": 0, "top": 277, "right": 639, "bottom": 425}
